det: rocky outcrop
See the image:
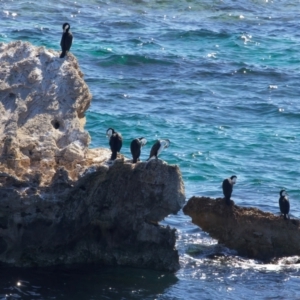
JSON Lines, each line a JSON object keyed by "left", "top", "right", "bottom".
{"left": 0, "top": 40, "right": 92, "bottom": 183}
{"left": 0, "top": 159, "right": 184, "bottom": 271}
{"left": 183, "top": 196, "right": 300, "bottom": 261}
{"left": 0, "top": 41, "right": 185, "bottom": 271}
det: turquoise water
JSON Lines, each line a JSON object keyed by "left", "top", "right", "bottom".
{"left": 1, "top": 0, "right": 300, "bottom": 298}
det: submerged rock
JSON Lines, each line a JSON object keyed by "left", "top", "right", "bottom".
{"left": 0, "top": 41, "right": 185, "bottom": 271}
{"left": 183, "top": 196, "right": 300, "bottom": 261}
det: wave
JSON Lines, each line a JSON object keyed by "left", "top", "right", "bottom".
{"left": 103, "top": 20, "right": 146, "bottom": 29}
{"left": 160, "top": 28, "right": 231, "bottom": 41}
{"left": 98, "top": 53, "right": 177, "bottom": 66}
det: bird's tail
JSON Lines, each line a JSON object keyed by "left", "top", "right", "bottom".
{"left": 132, "top": 158, "right": 137, "bottom": 163}
{"left": 284, "top": 214, "right": 287, "bottom": 220}
{"left": 111, "top": 151, "right": 117, "bottom": 160}
{"left": 60, "top": 51, "right": 67, "bottom": 58}
{"left": 224, "top": 197, "right": 231, "bottom": 205}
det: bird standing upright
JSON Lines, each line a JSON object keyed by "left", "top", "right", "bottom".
{"left": 222, "top": 175, "right": 237, "bottom": 205}
{"left": 106, "top": 128, "right": 122, "bottom": 160}
{"left": 60, "top": 23, "right": 73, "bottom": 58}
{"left": 279, "top": 189, "right": 290, "bottom": 220}
{"left": 130, "top": 137, "right": 147, "bottom": 163}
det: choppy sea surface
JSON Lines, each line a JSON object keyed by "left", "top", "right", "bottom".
{"left": 1, "top": 0, "right": 300, "bottom": 298}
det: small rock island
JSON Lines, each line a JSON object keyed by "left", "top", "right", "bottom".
{"left": 183, "top": 196, "right": 300, "bottom": 261}
{"left": 0, "top": 41, "right": 185, "bottom": 271}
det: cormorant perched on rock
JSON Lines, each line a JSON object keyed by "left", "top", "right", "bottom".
{"left": 222, "top": 175, "right": 237, "bottom": 205}
{"left": 147, "top": 139, "right": 170, "bottom": 161}
{"left": 279, "top": 189, "right": 290, "bottom": 220}
{"left": 60, "top": 23, "right": 73, "bottom": 58}
{"left": 130, "top": 137, "right": 147, "bottom": 163}
{"left": 106, "top": 128, "right": 122, "bottom": 160}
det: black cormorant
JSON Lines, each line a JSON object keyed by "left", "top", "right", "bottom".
{"left": 222, "top": 175, "right": 237, "bottom": 205}
{"left": 106, "top": 128, "right": 122, "bottom": 160}
{"left": 130, "top": 137, "right": 147, "bottom": 163}
{"left": 279, "top": 189, "right": 290, "bottom": 220}
{"left": 60, "top": 23, "right": 73, "bottom": 58}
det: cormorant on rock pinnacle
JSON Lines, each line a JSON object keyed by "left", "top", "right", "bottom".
{"left": 147, "top": 139, "right": 170, "bottom": 161}
{"left": 279, "top": 189, "right": 290, "bottom": 220}
{"left": 130, "top": 137, "right": 147, "bottom": 163}
{"left": 222, "top": 175, "right": 237, "bottom": 205}
{"left": 60, "top": 23, "right": 73, "bottom": 58}
{"left": 106, "top": 128, "right": 122, "bottom": 160}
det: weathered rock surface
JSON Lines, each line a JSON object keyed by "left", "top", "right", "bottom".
{"left": 0, "top": 41, "right": 185, "bottom": 271}
{"left": 183, "top": 196, "right": 300, "bottom": 261}
{"left": 0, "top": 40, "right": 93, "bottom": 183}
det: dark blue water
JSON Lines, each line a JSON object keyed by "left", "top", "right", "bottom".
{"left": 1, "top": 0, "right": 300, "bottom": 298}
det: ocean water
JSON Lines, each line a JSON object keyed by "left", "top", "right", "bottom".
{"left": 1, "top": 0, "right": 300, "bottom": 298}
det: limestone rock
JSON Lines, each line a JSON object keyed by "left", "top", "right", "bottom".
{"left": 183, "top": 196, "right": 300, "bottom": 261}
{"left": 0, "top": 41, "right": 185, "bottom": 271}
{"left": 0, "top": 159, "right": 185, "bottom": 271}
{"left": 0, "top": 40, "right": 92, "bottom": 184}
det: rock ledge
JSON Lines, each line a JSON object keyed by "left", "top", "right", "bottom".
{"left": 183, "top": 196, "right": 300, "bottom": 261}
